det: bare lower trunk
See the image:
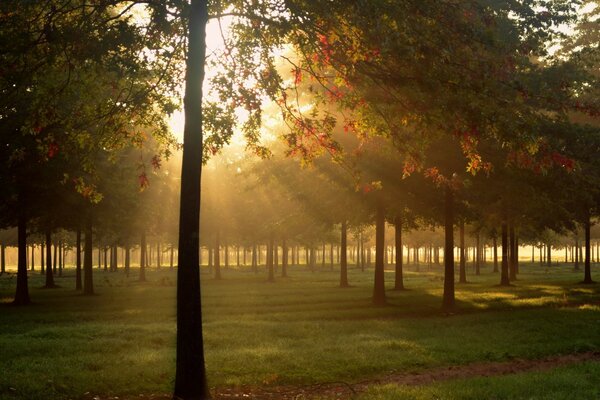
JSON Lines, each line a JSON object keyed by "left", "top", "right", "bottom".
{"left": 459, "top": 221, "right": 466, "bottom": 283}
{"left": 75, "top": 228, "right": 82, "bottom": 290}
{"left": 340, "top": 221, "right": 349, "bottom": 288}
{"left": 174, "top": 1, "right": 210, "bottom": 398}
{"left": 394, "top": 215, "right": 404, "bottom": 290}
{"left": 83, "top": 216, "right": 94, "bottom": 295}
{"left": 13, "top": 211, "right": 30, "bottom": 305}
{"left": 373, "top": 203, "right": 386, "bottom": 306}
{"left": 500, "top": 222, "right": 510, "bottom": 286}
{"left": 442, "top": 186, "right": 455, "bottom": 310}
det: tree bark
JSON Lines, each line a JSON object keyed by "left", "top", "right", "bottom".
{"left": 509, "top": 225, "right": 517, "bottom": 281}
{"left": 139, "top": 232, "right": 147, "bottom": 282}
{"left": 13, "top": 211, "right": 30, "bottom": 305}
{"left": 443, "top": 186, "right": 455, "bottom": 310}
{"left": 475, "top": 233, "right": 480, "bottom": 276}
{"left": 267, "top": 233, "right": 274, "bottom": 282}
{"left": 282, "top": 238, "right": 288, "bottom": 277}
{"left": 83, "top": 216, "right": 94, "bottom": 295}
{"left": 459, "top": 221, "right": 467, "bottom": 283}
{"left": 583, "top": 213, "right": 594, "bottom": 284}
{"left": 373, "top": 203, "right": 386, "bottom": 306}
{"left": 45, "top": 229, "right": 56, "bottom": 288}
{"left": 493, "top": 236, "right": 498, "bottom": 272}
{"left": 340, "top": 221, "right": 349, "bottom": 287}
{"left": 214, "top": 232, "right": 221, "bottom": 280}
{"left": 174, "top": 1, "right": 210, "bottom": 398}
{"left": 0, "top": 242, "right": 5, "bottom": 275}
{"left": 75, "top": 228, "right": 82, "bottom": 290}
{"left": 394, "top": 215, "right": 404, "bottom": 290}
{"left": 500, "top": 222, "right": 510, "bottom": 286}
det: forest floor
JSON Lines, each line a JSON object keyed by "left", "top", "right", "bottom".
{"left": 1, "top": 262, "right": 599, "bottom": 399}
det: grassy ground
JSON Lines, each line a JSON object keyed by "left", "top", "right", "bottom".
{"left": 1, "top": 262, "right": 599, "bottom": 399}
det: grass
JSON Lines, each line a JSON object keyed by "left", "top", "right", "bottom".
{"left": 0, "top": 262, "right": 599, "bottom": 399}
{"left": 358, "top": 361, "right": 600, "bottom": 400}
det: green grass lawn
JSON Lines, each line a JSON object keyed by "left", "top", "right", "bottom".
{"left": 1, "top": 262, "right": 599, "bottom": 399}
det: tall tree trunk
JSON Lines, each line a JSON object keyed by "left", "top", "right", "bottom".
{"left": 252, "top": 244, "right": 257, "bottom": 273}
{"left": 267, "top": 233, "right": 275, "bottom": 282}
{"left": 373, "top": 203, "right": 386, "bottom": 306}
{"left": 75, "top": 228, "right": 82, "bottom": 290}
{"left": 394, "top": 215, "right": 404, "bottom": 290}
{"left": 459, "top": 221, "right": 467, "bottom": 283}
{"left": 340, "top": 221, "right": 349, "bottom": 288}
{"left": 493, "top": 236, "right": 498, "bottom": 272}
{"left": 174, "top": 1, "right": 209, "bottom": 398}
{"left": 58, "top": 241, "right": 63, "bottom": 276}
{"left": 125, "top": 246, "right": 131, "bottom": 277}
{"left": 509, "top": 225, "right": 517, "bottom": 281}
{"left": 13, "top": 211, "right": 30, "bottom": 305}
{"left": 546, "top": 242, "right": 551, "bottom": 267}
{"left": 214, "top": 232, "right": 221, "bottom": 280}
{"left": 139, "top": 232, "right": 147, "bottom": 282}
{"left": 30, "top": 244, "right": 34, "bottom": 271}
{"left": 103, "top": 246, "right": 108, "bottom": 272}
{"left": 442, "top": 187, "right": 455, "bottom": 310}
{"left": 575, "top": 240, "right": 580, "bottom": 270}
{"left": 53, "top": 243, "right": 58, "bottom": 274}
{"left": 500, "top": 222, "right": 510, "bottom": 286}
{"left": 83, "top": 216, "right": 94, "bottom": 295}
{"left": 0, "top": 242, "right": 5, "bottom": 275}
{"left": 170, "top": 246, "right": 174, "bottom": 269}
{"left": 45, "top": 230, "right": 56, "bottom": 288}
{"left": 475, "top": 233, "right": 481, "bottom": 275}
{"left": 40, "top": 243, "right": 45, "bottom": 273}
{"left": 282, "top": 238, "right": 288, "bottom": 277}
{"left": 330, "top": 243, "right": 334, "bottom": 270}
{"left": 583, "top": 214, "right": 594, "bottom": 284}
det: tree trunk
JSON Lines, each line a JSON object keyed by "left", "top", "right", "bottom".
{"left": 45, "top": 230, "right": 56, "bottom": 288}
{"left": 394, "top": 215, "right": 404, "bottom": 290}
{"left": 83, "top": 216, "right": 94, "bottom": 295}
{"left": 340, "top": 221, "right": 349, "bottom": 288}
{"left": 267, "top": 233, "right": 275, "bottom": 282}
{"left": 330, "top": 243, "right": 334, "bottom": 270}
{"left": 75, "top": 228, "right": 82, "bottom": 290}
{"left": 13, "top": 211, "right": 30, "bottom": 305}
{"left": 103, "top": 246, "right": 108, "bottom": 272}
{"left": 252, "top": 244, "right": 257, "bottom": 273}
{"left": 170, "top": 246, "right": 174, "bottom": 269}
{"left": 493, "top": 236, "right": 498, "bottom": 272}
{"left": 125, "top": 246, "right": 131, "bottom": 277}
{"left": 442, "top": 187, "right": 455, "bottom": 310}
{"left": 373, "top": 203, "right": 386, "bottom": 306}
{"left": 500, "top": 222, "right": 510, "bottom": 286}
{"left": 174, "top": 1, "right": 210, "bottom": 398}
{"left": 139, "top": 232, "right": 147, "bottom": 282}
{"left": 546, "top": 242, "right": 551, "bottom": 267}
{"left": 583, "top": 214, "right": 594, "bottom": 284}
{"left": 0, "top": 242, "right": 5, "bottom": 275}
{"left": 459, "top": 221, "right": 467, "bottom": 283}
{"left": 282, "top": 238, "right": 288, "bottom": 277}
{"left": 30, "top": 244, "right": 35, "bottom": 271}
{"left": 40, "top": 243, "right": 45, "bottom": 273}
{"left": 53, "top": 243, "right": 58, "bottom": 274}
{"left": 509, "top": 225, "right": 517, "bottom": 281}
{"left": 475, "top": 233, "right": 481, "bottom": 276}
{"left": 214, "top": 232, "right": 221, "bottom": 279}
{"left": 58, "top": 241, "right": 63, "bottom": 276}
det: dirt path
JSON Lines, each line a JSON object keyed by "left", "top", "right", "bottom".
{"left": 212, "top": 351, "right": 600, "bottom": 399}
{"left": 81, "top": 351, "right": 600, "bottom": 400}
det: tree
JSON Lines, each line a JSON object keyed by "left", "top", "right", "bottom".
{"left": 174, "top": 1, "right": 209, "bottom": 398}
